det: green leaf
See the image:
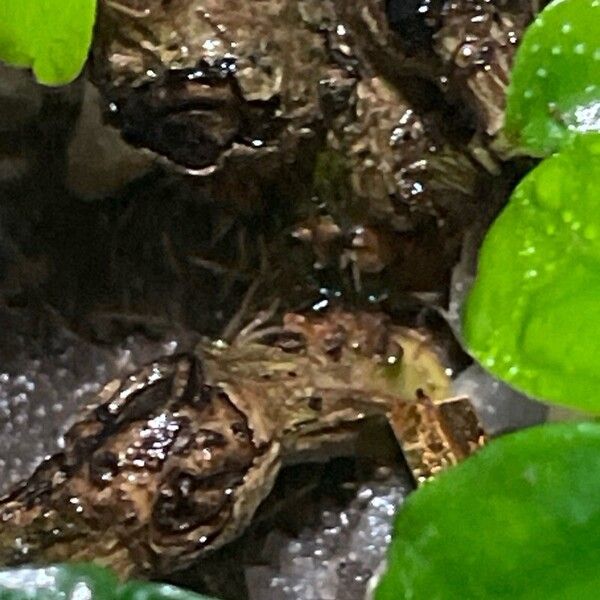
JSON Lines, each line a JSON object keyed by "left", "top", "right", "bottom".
{"left": 463, "top": 133, "right": 600, "bottom": 412}
{"left": 0, "top": 564, "right": 218, "bottom": 600}
{"left": 118, "top": 581, "right": 217, "bottom": 600}
{"left": 505, "top": 0, "right": 600, "bottom": 155}
{"left": 0, "top": 0, "right": 97, "bottom": 85}
{"left": 375, "top": 421, "right": 600, "bottom": 600}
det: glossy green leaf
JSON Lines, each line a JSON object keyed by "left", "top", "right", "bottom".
{"left": 375, "top": 421, "right": 600, "bottom": 599}
{"left": 0, "top": 0, "right": 96, "bottom": 85}
{"left": 118, "top": 581, "right": 217, "bottom": 600}
{"left": 505, "top": 0, "right": 600, "bottom": 154}
{"left": 0, "top": 564, "right": 218, "bottom": 600}
{"left": 463, "top": 133, "right": 600, "bottom": 411}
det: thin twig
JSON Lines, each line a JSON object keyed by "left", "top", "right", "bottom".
{"left": 105, "top": 0, "right": 150, "bottom": 19}
{"left": 220, "top": 278, "right": 261, "bottom": 343}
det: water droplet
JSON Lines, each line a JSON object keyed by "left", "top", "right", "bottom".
{"left": 562, "top": 210, "right": 574, "bottom": 223}
{"left": 202, "top": 38, "right": 221, "bottom": 52}
{"left": 530, "top": 43, "right": 541, "bottom": 53}
{"left": 536, "top": 67, "right": 548, "bottom": 78}
{"left": 524, "top": 90, "right": 534, "bottom": 99}
{"left": 410, "top": 181, "right": 424, "bottom": 196}
{"left": 584, "top": 224, "right": 598, "bottom": 240}
{"left": 561, "top": 23, "right": 573, "bottom": 34}
{"left": 520, "top": 246, "right": 536, "bottom": 256}
{"left": 551, "top": 46, "right": 562, "bottom": 55}
{"left": 574, "top": 43, "right": 586, "bottom": 55}
{"left": 312, "top": 299, "right": 329, "bottom": 311}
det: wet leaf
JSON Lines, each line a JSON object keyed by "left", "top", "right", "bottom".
{"left": 462, "top": 133, "right": 600, "bottom": 412}
{"left": 118, "top": 581, "right": 218, "bottom": 600}
{"left": 0, "top": 0, "right": 96, "bottom": 85}
{"left": 505, "top": 0, "right": 600, "bottom": 155}
{"left": 0, "top": 564, "right": 218, "bottom": 600}
{"left": 375, "top": 421, "right": 600, "bottom": 599}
